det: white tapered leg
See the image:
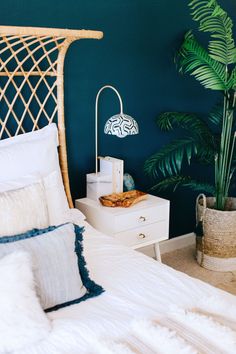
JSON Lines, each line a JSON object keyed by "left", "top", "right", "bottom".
{"left": 154, "top": 243, "right": 162, "bottom": 262}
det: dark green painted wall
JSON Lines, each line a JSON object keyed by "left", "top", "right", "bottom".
{"left": 1, "top": 0, "right": 235, "bottom": 237}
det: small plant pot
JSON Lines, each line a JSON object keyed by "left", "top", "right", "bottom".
{"left": 196, "top": 194, "right": 236, "bottom": 271}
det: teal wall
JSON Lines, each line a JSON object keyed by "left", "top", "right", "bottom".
{"left": 1, "top": 0, "right": 235, "bottom": 237}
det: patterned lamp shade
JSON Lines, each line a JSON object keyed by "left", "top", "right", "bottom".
{"left": 104, "top": 114, "right": 139, "bottom": 138}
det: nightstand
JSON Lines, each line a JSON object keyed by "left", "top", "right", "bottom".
{"left": 75, "top": 194, "right": 169, "bottom": 262}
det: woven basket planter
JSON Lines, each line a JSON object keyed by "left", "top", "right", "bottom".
{"left": 196, "top": 194, "right": 236, "bottom": 271}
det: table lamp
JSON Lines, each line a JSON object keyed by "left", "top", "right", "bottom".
{"left": 87, "top": 84, "right": 139, "bottom": 201}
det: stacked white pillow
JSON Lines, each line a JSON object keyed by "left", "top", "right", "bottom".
{"left": 0, "top": 123, "right": 92, "bottom": 353}
{"left": 0, "top": 123, "right": 60, "bottom": 181}
{"left": 0, "top": 124, "right": 98, "bottom": 351}
{"left": 0, "top": 123, "right": 85, "bottom": 230}
{"left": 0, "top": 181, "right": 49, "bottom": 236}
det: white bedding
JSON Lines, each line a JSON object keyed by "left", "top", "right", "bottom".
{"left": 15, "top": 214, "right": 236, "bottom": 354}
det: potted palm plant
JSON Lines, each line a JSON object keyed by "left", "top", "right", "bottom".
{"left": 144, "top": 0, "right": 236, "bottom": 271}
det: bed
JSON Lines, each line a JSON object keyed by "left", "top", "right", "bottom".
{"left": 0, "top": 25, "right": 236, "bottom": 354}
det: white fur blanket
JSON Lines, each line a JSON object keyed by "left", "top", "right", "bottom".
{"left": 15, "top": 289, "right": 236, "bottom": 354}
{"left": 92, "top": 306, "right": 236, "bottom": 354}
{"left": 14, "top": 218, "right": 236, "bottom": 354}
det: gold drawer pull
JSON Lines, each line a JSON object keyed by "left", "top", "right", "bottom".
{"left": 139, "top": 216, "right": 146, "bottom": 222}
{"left": 138, "top": 233, "right": 146, "bottom": 239}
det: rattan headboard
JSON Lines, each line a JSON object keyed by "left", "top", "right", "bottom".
{"left": 0, "top": 25, "right": 103, "bottom": 207}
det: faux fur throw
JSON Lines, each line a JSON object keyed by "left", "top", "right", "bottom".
{"left": 92, "top": 304, "right": 236, "bottom": 354}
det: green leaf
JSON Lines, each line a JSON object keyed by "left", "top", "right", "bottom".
{"left": 177, "top": 31, "right": 228, "bottom": 90}
{"left": 196, "top": 143, "right": 216, "bottom": 165}
{"left": 144, "top": 138, "right": 197, "bottom": 178}
{"left": 183, "top": 180, "right": 215, "bottom": 194}
{"left": 149, "top": 175, "right": 215, "bottom": 194}
{"left": 150, "top": 175, "right": 187, "bottom": 192}
{"left": 157, "top": 111, "right": 213, "bottom": 141}
{"left": 228, "top": 67, "right": 236, "bottom": 90}
{"left": 208, "top": 103, "right": 223, "bottom": 126}
{"left": 157, "top": 111, "right": 217, "bottom": 164}
{"left": 189, "top": 0, "right": 236, "bottom": 65}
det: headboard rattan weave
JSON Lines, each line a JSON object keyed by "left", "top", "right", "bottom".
{"left": 0, "top": 25, "right": 103, "bottom": 207}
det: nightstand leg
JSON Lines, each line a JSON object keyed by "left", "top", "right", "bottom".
{"left": 154, "top": 243, "right": 162, "bottom": 262}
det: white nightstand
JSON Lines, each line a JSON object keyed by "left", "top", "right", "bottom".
{"left": 75, "top": 194, "right": 170, "bottom": 262}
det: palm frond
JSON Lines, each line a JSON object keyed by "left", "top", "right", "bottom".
{"left": 189, "top": 0, "right": 236, "bottom": 65}
{"left": 157, "top": 112, "right": 213, "bottom": 142}
{"left": 177, "top": 31, "right": 228, "bottom": 90}
{"left": 196, "top": 143, "right": 216, "bottom": 165}
{"left": 150, "top": 175, "right": 215, "bottom": 194}
{"left": 208, "top": 102, "right": 224, "bottom": 127}
{"left": 229, "top": 67, "right": 236, "bottom": 90}
{"left": 150, "top": 175, "right": 188, "bottom": 192}
{"left": 183, "top": 180, "right": 215, "bottom": 194}
{"left": 144, "top": 138, "right": 197, "bottom": 178}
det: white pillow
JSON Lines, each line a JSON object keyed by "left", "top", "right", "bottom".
{"left": 0, "top": 123, "right": 59, "bottom": 180}
{"left": 0, "top": 223, "right": 104, "bottom": 311}
{"left": 43, "top": 171, "right": 79, "bottom": 225}
{"left": 0, "top": 182, "right": 49, "bottom": 236}
{"left": 0, "top": 123, "right": 71, "bottom": 225}
{"left": 0, "top": 171, "right": 86, "bottom": 226}
{"left": 0, "top": 251, "right": 50, "bottom": 352}
{"left": 0, "top": 123, "right": 58, "bottom": 148}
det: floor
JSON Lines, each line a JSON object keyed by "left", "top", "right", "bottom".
{"left": 162, "top": 245, "right": 236, "bottom": 296}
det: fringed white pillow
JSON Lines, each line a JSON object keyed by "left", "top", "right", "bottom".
{"left": 0, "top": 181, "right": 49, "bottom": 236}
{"left": 0, "top": 223, "right": 104, "bottom": 311}
{"left": 0, "top": 251, "right": 50, "bottom": 352}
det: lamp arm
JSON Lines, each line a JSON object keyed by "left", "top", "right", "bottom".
{"left": 95, "top": 85, "right": 123, "bottom": 174}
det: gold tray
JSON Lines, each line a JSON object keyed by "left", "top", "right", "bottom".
{"left": 99, "top": 190, "right": 148, "bottom": 208}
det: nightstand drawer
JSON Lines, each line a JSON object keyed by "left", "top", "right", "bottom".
{"left": 114, "top": 221, "right": 168, "bottom": 248}
{"left": 114, "top": 204, "right": 168, "bottom": 233}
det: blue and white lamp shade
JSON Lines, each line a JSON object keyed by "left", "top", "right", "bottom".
{"left": 104, "top": 114, "right": 139, "bottom": 138}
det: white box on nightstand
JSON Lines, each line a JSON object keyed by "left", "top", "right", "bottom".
{"left": 86, "top": 173, "right": 112, "bottom": 201}
{"left": 75, "top": 194, "right": 170, "bottom": 262}
{"left": 86, "top": 157, "right": 124, "bottom": 201}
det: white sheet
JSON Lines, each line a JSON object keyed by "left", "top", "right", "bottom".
{"left": 15, "top": 215, "right": 236, "bottom": 354}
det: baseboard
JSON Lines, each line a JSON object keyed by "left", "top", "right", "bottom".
{"left": 138, "top": 232, "right": 195, "bottom": 258}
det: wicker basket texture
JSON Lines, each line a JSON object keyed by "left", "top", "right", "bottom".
{"left": 196, "top": 194, "right": 236, "bottom": 271}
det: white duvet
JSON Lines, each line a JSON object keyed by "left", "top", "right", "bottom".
{"left": 15, "top": 218, "right": 236, "bottom": 354}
